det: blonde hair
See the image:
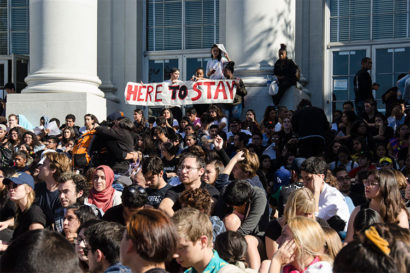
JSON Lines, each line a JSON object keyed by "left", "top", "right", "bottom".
{"left": 392, "top": 169, "right": 407, "bottom": 191}
{"left": 15, "top": 184, "right": 35, "bottom": 228}
{"left": 237, "top": 148, "right": 259, "bottom": 177}
{"left": 283, "top": 188, "right": 315, "bottom": 224}
{"left": 288, "top": 217, "right": 331, "bottom": 268}
{"left": 172, "top": 207, "right": 213, "bottom": 247}
{"left": 322, "top": 226, "right": 342, "bottom": 260}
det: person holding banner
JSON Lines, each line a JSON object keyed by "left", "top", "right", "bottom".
{"left": 164, "top": 68, "right": 183, "bottom": 121}
{"left": 222, "top": 61, "right": 247, "bottom": 120}
{"left": 206, "top": 44, "right": 231, "bottom": 80}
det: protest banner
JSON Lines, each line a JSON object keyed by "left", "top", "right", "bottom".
{"left": 124, "top": 80, "right": 236, "bottom": 106}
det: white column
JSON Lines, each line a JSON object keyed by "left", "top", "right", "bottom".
{"left": 223, "top": 0, "right": 302, "bottom": 114}
{"left": 7, "top": 0, "right": 106, "bottom": 125}
{"left": 24, "top": 0, "right": 103, "bottom": 97}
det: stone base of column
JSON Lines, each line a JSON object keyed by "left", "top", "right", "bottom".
{"left": 6, "top": 92, "right": 107, "bottom": 127}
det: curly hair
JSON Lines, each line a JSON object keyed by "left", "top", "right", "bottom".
{"left": 179, "top": 188, "right": 212, "bottom": 215}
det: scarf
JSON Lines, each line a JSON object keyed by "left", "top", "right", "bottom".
{"left": 88, "top": 165, "right": 115, "bottom": 212}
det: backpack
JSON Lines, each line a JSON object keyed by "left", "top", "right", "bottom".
{"left": 72, "top": 129, "right": 97, "bottom": 168}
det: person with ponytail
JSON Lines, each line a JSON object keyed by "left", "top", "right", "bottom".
{"left": 272, "top": 44, "right": 299, "bottom": 105}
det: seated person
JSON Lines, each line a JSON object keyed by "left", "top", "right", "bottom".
{"left": 172, "top": 207, "right": 228, "bottom": 273}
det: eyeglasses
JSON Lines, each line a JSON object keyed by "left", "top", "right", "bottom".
{"left": 178, "top": 165, "right": 200, "bottom": 173}
{"left": 337, "top": 176, "right": 351, "bottom": 181}
{"left": 363, "top": 180, "right": 379, "bottom": 187}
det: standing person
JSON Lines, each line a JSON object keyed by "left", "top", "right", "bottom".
{"left": 222, "top": 61, "right": 247, "bottom": 121}
{"left": 120, "top": 208, "right": 178, "bottom": 273}
{"left": 292, "top": 99, "right": 330, "bottom": 158}
{"left": 354, "top": 57, "right": 373, "bottom": 116}
{"left": 272, "top": 44, "right": 299, "bottom": 105}
{"left": 164, "top": 68, "right": 183, "bottom": 122}
{"left": 206, "top": 44, "right": 230, "bottom": 80}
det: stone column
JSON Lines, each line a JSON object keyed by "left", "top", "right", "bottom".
{"left": 7, "top": 0, "right": 106, "bottom": 124}
{"left": 98, "top": 0, "right": 119, "bottom": 102}
{"left": 223, "top": 0, "right": 306, "bottom": 114}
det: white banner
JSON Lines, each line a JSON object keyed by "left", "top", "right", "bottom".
{"left": 124, "top": 80, "right": 237, "bottom": 106}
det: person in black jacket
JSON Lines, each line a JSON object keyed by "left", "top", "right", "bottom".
{"left": 95, "top": 117, "right": 138, "bottom": 174}
{"left": 354, "top": 57, "right": 373, "bottom": 116}
{"left": 292, "top": 99, "right": 330, "bottom": 158}
{"left": 272, "top": 44, "right": 299, "bottom": 105}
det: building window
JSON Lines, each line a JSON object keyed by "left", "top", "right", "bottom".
{"left": 147, "top": 0, "right": 219, "bottom": 51}
{"left": 0, "top": 0, "right": 29, "bottom": 55}
{"left": 330, "top": 0, "right": 410, "bottom": 42}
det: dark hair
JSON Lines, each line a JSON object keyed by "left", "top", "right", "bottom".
{"left": 343, "top": 101, "right": 354, "bottom": 108}
{"left": 67, "top": 204, "right": 98, "bottom": 226}
{"left": 235, "top": 132, "right": 250, "bottom": 144}
{"left": 121, "top": 185, "right": 148, "bottom": 208}
{"left": 211, "top": 44, "right": 222, "bottom": 61}
{"left": 353, "top": 208, "right": 383, "bottom": 234}
{"left": 84, "top": 114, "right": 99, "bottom": 125}
{"left": 4, "top": 82, "right": 15, "bottom": 90}
{"left": 279, "top": 43, "right": 287, "bottom": 56}
{"left": 224, "top": 61, "right": 235, "bottom": 73}
{"left": 334, "top": 240, "right": 397, "bottom": 273}
{"left": 214, "top": 231, "right": 247, "bottom": 264}
{"left": 361, "top": 57, "right": 371, "bottom": 65}
{"left": 161, "top": 141, "right": 177, "bottom": 156}
{"left": 142, "top": 156, "right": 163, "bottom": 175}
{"left": 179, "top": 152, "right": 205, "bottom": 169}
{"left": 300, "top": 157, "right": 327, "bottom": 175}
{"left": 126, "top": 208, "right": 178, "bottom": 263}
{"left": 65, "top": 114, "right": 76, "bottom": 122}
{"left": 85, "top": 221, "right": 125, "bottom": 265}
{"left": 58, "top": 172, "right": 89, "bottom": 201}
{"left": 21, "top": 131, "right": 41, "bottom": 147}
{"left": 169, "top": 67, "right": 180, "bottom": 74}
{"left": 296, "top": 99, "right": 312, "bottom": 111}
{"left": 186, "top": 107, "right": 197, "bottom": 115}
{"left": 117, "top": 117, "right": 135, "bottom": 131}
{"left": 49, "top": 118, "right": 60, "bottom": 128}
{"left": 223, "top": 180, "right": 252, "bottom": 206}
{"left": 0, "top": 229, "right": 80, "bottom": 273}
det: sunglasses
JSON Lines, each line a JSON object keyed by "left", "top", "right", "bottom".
{"left": 7, "top": 182, "right": 21, "bottom": 189}
{"left": 127, "top": 186, "right": 146, "bottom": 195}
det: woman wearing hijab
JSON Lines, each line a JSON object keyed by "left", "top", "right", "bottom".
{"left": 86, "top": 165, "right": 122, "bottom": 213}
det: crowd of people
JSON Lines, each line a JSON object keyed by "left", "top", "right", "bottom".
{"left": 0, "top": 44, "right": 409, "bottom": 273}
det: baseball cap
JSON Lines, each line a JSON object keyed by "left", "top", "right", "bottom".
{"left": 4, "top": 172, "right": 35, "bottom": 190}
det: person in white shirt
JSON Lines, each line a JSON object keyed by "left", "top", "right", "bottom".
{"left": 300, "top": 157, "right": 350, "bottom": 232}
{"left": 206, "top": 44, "right": 230, "bottom": 80}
